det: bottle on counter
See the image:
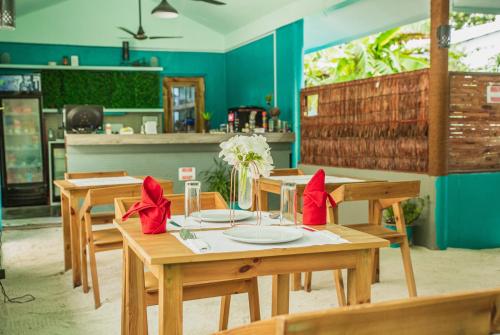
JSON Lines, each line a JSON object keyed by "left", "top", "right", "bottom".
{"left": 262, "top": 111, "right": 267, "bottom": 132}
{"left": 228, "top": 112, "right": 234, "bottom": 133}
{"left": 105, "top": 123, "right": 112, "bottom": 135}
{"left": 249, "top": 111, "right": 257, "bottom": 133}
{"left": 268, "top": 118, "right": 274, "bottom": 133}
{"left": 234, "top": 112, "right": 240, "bottom": 132}
{"left": 243, "top": 122, "right": 250, "bottom": 133}
{"left": 282, "top": 121, "right": 288, "bottom": 133}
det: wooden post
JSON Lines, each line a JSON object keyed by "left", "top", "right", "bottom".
{"left": 428, "top": 0, "right": 450, "bottom": 176}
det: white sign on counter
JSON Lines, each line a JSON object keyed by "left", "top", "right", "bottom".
{"left": 179, "top": 167, "right": 196, "bottom": 181}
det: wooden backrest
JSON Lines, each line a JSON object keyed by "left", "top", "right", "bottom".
{"left": 270, "top": 168, "right": 304, "bottom": 176}
{"left": 80, "top": 181, "right": 174, "bottom": 218}
{"left": 332, "top": 181, "right": 420, "bottom": 204}
{"left": 65, "top": 170, "right": 127, "bottom": 179}
{"left": 216, "top": 288, "right": 500, "bottom": 335}
{"left": 114, "top": 192, "right": 228, "bottom": 220}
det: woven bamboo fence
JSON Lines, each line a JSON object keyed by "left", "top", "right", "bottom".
{"left": 449, "top": 72, "right": 500, "bottom": 172}
{"left": 300, "top": 69, "right": 429, "bottom": 172}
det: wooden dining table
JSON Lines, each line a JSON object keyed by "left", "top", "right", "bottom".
{"left": 54, "top": 176, "right": 172, "bottom": 288}
{"left": 115, "top": 219, "right": 388, "bottom": 335}
{"left": 257, "top": 173, "right": 384, "bottom": 290}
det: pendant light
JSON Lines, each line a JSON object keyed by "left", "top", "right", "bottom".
{"left": 0, "top": 0, "right": 15, "bottom": 30}
{"left": 151, "top": 0, "right": 178, "bottom": 19}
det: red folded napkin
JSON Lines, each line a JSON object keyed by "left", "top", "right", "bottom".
{"left": 122, "top": 176, "right": 171, "bottom": 234}
{"left": 302, "top": 169, "right": 336, "bottom": 225}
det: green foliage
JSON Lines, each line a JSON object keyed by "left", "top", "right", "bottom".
{"left": 41, "top": 70, "right": 159, "bottom": 108}
{"left": 201, "top": 158, "right": 231, "bottom": 202}
{"left": 265, "top": 93, "right": 273, "bottom": 106}
{"left": 383, "top": 196, "right": 428, "bottom": 226}
{"left": 451, "top": 12, "right": 496, "bottom": 30}
{"left": 304, "top": 21, "right": 430, "bottom": 87}
{"left": 202, "top": 112, "right": 213, "bottom": 121}
{"left": 304, "top": 14, "right": 498, "bottom": 87}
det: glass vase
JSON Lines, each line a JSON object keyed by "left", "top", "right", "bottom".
{"left": 237, "top": 166, "right": 253, "bottom": 210}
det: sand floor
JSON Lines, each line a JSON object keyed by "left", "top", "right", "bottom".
{"left": 0, "top": 227, "right": 499, "bottom": 335}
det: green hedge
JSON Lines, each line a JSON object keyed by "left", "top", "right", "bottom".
{"left": 41, "top": 70, "right": 160, "bottom": 108}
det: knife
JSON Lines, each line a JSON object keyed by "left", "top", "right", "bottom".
{"left": 169, "top": 220, "right": 182, "bottom": 228}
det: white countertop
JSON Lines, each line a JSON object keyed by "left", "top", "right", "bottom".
{"left": 65, "top": 133, "right": 296, "bottom": 146}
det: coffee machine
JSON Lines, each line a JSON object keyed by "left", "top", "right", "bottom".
{"left": 227, "top": 106, "right": 266, "bottom": 132}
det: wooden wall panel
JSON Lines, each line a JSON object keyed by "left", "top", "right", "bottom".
{"left": 300, "top": 70, "right": 429, "bottom": 173}
{"left": 448, "top": 72, "right": 500, "bottom": 172}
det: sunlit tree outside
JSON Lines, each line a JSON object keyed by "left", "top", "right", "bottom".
{"left": 304, "top": 13, "right": 499, "bottom": 87}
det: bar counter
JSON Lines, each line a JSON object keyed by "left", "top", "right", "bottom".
{"left": 65, "top": 132, "right": 295, "bottom": 146}
{"left": 65, "top": 133, "right": 295, "bottom": 193}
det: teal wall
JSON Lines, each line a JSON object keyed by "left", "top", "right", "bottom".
{"left": 436, "top": 172, "right": 500, "bottom": 249}
{"left": 225, "top": 20, "right": 304, "bottom": 166}
{"left": 0, "top": 42, "right": 228, "bottom": 126}
{"left": 276, "top": 20, "right": 304, "bottom": 166}
{"left": 225, "top": 35, "right": 274, "bottom": 109}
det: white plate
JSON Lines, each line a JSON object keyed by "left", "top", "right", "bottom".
{"left": 195, "top": 209, "right": 253, "bottom": 223}
{"left": 223, "top": 226, "right": 303, "bottom": 244}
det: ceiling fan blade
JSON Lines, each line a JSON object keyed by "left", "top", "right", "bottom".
{"left": 118, "top": 27, "right": 137, "bottom": 37}
{"left": 192, "top": 0, "right": 226, "bottom": 5}
{"left": 149, "top": 36, "right": 183, "bottom": 39}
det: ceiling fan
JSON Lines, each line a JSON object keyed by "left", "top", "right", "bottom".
{"left": 152, "top": 0, "right": 226, "bottom": 19}
{"left": 118, "top": 0, "right": 183, "bottom": 40}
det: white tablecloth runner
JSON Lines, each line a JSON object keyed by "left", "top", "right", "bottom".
{"left": 68, "top": 176, "right": 143, "bottom": 187}
{"left": 173, "top": 226, "right": 350, "bottom": 254}
{"left": 266, "top": 175, "right": 364, "bottom": 185}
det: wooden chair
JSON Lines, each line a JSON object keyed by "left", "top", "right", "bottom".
{"left": 79, "top": 181, "right": 173, "bottom": 309}
{"left": 304, "top": 181, "right": 420, "bottom": 306}
{"left": 65, "top": 170, "right": 128, "bottom": 225}
{"left": 64, "top": 170, "right": 128, "bottom": 179}
{"left": 215, "top": 288, "right": 500, "bottom": 335}
{"left": 270, "top": 168, "right": 304, "bottom": 176}
{"left": 115, "top": 192, "right": 261, "bottom": 331}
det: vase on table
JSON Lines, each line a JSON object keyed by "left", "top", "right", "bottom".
{"left": 237, "top": 166, "right": 253, "bottom": 210}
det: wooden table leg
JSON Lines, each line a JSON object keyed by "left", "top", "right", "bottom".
{"left": 369, "top": 200, "right": 380, "bottom": 283}
{"left": 69, "top": 195, "right": 82, "bottom": 287}
{"left": 121, "top": 241, "right": 129, "bottom": 335}
{"left": 159, "top": 264, "right": 183, "bottom": 335}
{"left": 125, "top": 243, "right": 147, "bottom": 335}
{"left": 272, "top": 274, "right": 290, "bottom": 316}
{"left": 61, "top": 192, "right": 71, "bottom": 271}
{"left": 346, "top": 249, "right": 372, "bottom": 305}
{"left": 291, "top": 273, "right": 301, "bottom": 291}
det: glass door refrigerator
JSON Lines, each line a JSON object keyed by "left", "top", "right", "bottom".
{"left": 0, "top": 95, "right": 48, "bottom": 207}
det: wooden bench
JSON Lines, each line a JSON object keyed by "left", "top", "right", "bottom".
{"left": 215, "top": 288, "right": 500, "bottom": 335}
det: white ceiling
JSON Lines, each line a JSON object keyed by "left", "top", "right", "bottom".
{"left": 16, "top": 0, "right": 300, "bottom": 34}
{"left": 155, "top": 0, "right": 298, "bottom": 34}
{"left": 8, "top": 0, "right": 500, "bottom": 52}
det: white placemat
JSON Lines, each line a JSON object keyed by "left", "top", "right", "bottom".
{"left": 166, "top": 212, "right": 280, "bottom": 231}
{"left": 266, "top": 175, "right": 364, "bottom": 185}
{"left": 173, "top": 227, "right": 350, "bottom": 254}
{"left": 68, "top": 176, "right": 143, "bottom": 187}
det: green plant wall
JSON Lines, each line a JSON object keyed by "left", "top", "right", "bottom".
{"left": 41, "top": 70, "right": 160, "bottom": 108}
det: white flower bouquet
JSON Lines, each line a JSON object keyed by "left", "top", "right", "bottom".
{"left": 219, "top": 135, "right": 274, "bottom": 216}
{"left": 219, "top": 134, "right": 274, "bottom": 178}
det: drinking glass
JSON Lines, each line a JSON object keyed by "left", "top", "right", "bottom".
{"left": 185, "top": 181, "right": 202, "bottom": 224}
{"left": 280, "top": 182, "right": 297, "bottom": 226}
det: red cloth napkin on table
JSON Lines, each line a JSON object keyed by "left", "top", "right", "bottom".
{"left": 122, "top": 176, "right": 171, "bottom": 234}
{"left": 302, "top": 169, "right": 337, "bottom": 225}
